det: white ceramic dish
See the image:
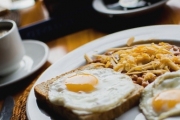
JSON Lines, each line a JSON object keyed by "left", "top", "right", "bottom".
{"left": 27, "top": 25, "right": 180, "bottom": 120}
{"left": 92, "top": 0, "right": 168, "bottom": 16}
{"left": 0, "top": 40, "right": 49, "bottom": 87}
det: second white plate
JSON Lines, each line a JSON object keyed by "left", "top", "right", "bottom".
{"left": 92, "top": 0, "right": 168, "bottom": 16}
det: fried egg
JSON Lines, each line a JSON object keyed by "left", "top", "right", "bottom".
{"left": 48, "top": 67, "right": 135, "bottom": 114}
{"left": 139, "top": 70, "right": 180, "bottom": 120}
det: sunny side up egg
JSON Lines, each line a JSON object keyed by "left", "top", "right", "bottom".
{"left": 48, "top": 67, "right": 136, "bottom": 115}
{"left": 139, "top": 70, "right": 180, "bottom": 120}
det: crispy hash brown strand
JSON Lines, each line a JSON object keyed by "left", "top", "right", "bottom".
{"left": 84, "top": 42, "right": 180, "bottom": 87}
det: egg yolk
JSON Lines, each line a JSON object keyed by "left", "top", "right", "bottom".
{"left": 152, "top": 89, "right": 180, "bottom": 113}
{"left": 65, "top": 74, "right": 98, "bottom": 92}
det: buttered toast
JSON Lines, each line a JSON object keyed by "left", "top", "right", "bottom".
{"left": 34, "top": 63, "right": 143, "bottom": 120}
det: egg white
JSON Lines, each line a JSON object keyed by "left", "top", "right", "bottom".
{"left": 48, "top": 68, "right": 135, "bottom": 115}
{"left": 139, "top": 70, "right": 180, "bottom": 120}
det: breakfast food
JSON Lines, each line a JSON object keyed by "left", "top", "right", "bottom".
{"left": 139, "top": 70, "right": 180, "bottom": 120}
{"left": 85, "top": 42, "right": 180, "bottom": 87}
{"left": 34, "top": 63, "right": 143, "bottom": 120}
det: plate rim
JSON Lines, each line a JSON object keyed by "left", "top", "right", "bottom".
{"left": 26, "top": 25, "right": 180, "bottom": 120}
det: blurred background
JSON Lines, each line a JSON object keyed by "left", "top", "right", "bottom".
{"left": 0, "top": 0, "right": 176, "bottom": 41}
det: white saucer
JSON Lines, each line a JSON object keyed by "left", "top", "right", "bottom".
{"left": 0, "top": 40, "right": 49, "bottom": 87}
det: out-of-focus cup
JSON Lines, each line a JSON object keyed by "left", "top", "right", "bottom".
{"left": 0, "top": 19, "right": 25, "bottom": 76}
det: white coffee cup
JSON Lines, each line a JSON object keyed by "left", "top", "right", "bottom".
{"left": 0, "top": 20, "right": 25, "bottom": 76}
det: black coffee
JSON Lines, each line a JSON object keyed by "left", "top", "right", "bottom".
{"left": 0, "top": 27, "right": 10, "bottom": 37}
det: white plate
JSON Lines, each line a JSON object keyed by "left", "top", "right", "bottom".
{"left": 0, "top": 40, "right": 49, "bottom": 87}
{"left": 92, "top": 0, "right": 168, "bottom": 16}
{"left": 27, "top": 25, "right": 180, "bottom": 120}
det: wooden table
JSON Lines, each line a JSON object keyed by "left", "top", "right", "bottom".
{"left": 0, "top": 0, "right": 180, "bottom": 119}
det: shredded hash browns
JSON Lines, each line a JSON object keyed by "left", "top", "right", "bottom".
{"left": 84, "top": 42, "right": 180, "bottom": 87}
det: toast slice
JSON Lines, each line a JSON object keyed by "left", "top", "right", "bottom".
{"left": 34, "top": 63, "right": 144, "bottom": 120}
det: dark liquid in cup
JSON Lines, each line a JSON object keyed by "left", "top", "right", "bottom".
{"left": 0, "top": 27, "right": 10, "bottom": 37}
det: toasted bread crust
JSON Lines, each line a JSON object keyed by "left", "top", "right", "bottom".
{"left": 34, "top": 63, "right": 143, "bottom": 120}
